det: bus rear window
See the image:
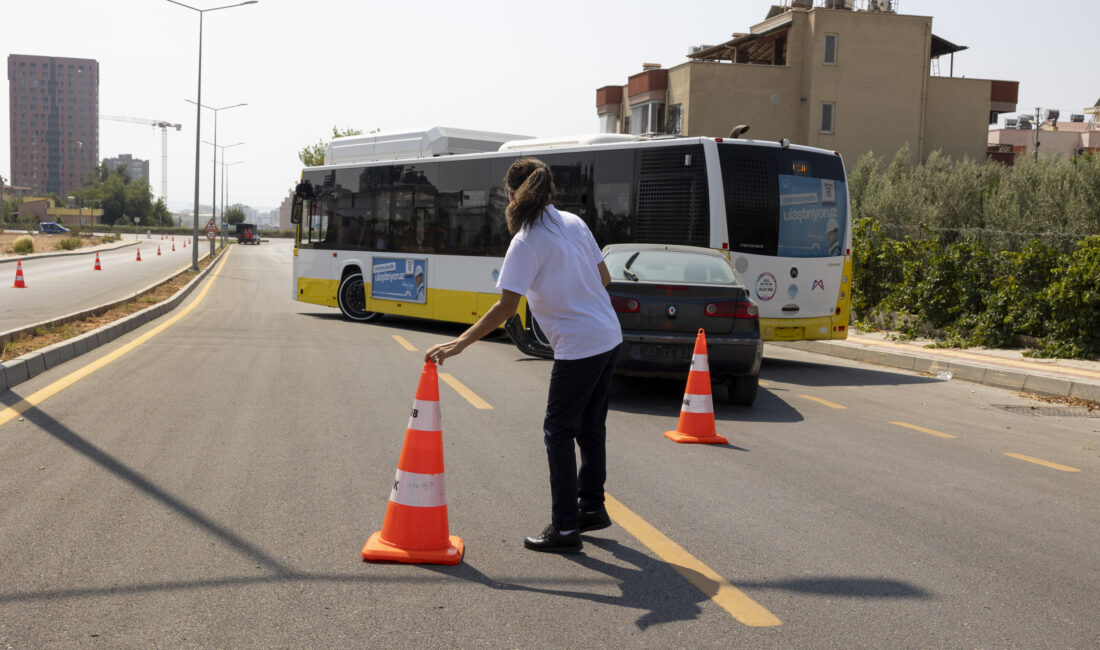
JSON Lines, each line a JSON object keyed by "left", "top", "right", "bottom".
{"left": 720, "top": 145, "right": 847, "bottom": 258}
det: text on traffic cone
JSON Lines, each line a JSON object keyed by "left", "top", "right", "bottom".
{"left": 13, "top": 260, "right": 27, "bottom": 288}
{"left": 362, "top": 360, "right": 464, "bottom": 565}
{"left": 665, "top": 329, "right": 728, "bottom": 445}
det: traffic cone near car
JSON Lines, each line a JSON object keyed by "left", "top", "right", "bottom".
{"left": 12, "top": 260, "right": 27, "bottom": 288}
{"left": 94, "top": 252, "right": 102, "bottom": 271}
{"left": 362, "top": 360, "right": 464, "bottom": 565}
{"left": 664, "top": 329, "right": 728, "bottom": 445}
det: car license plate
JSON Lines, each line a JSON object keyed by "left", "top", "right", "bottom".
{"left": 636, "top": 344, "right": 690, "bottom": 361}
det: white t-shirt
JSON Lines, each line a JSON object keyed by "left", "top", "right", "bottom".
{"left": 497, "top": 206, "right": 622, "bottom": 360}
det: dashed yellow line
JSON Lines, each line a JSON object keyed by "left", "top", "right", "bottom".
{"left": 890, "top": 421, "right": 957, "bottom": 439}
{"left": 604, "top": 493, "right": 782, "bottom": 627}
{"left": 391, "top": 335, "right": 418, "bottom": 352}
{"left": 438, "top": 373, "right": 493, "bottom": 410}
{"left": 1004, "top": 453, "right": 1081, "bottom": 473}
{"left": 0, "top": 248, "right": 232, "bottom": 428}
{"left": 797, "top": 394, "right": 846, "bottom": 409}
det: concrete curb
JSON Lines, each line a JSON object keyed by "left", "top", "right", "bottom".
{"left": 0, "top": 248, "right": 227, "bottom": 393}
{"left": 771, "top": 340, "right": 1100, "bottom": 403}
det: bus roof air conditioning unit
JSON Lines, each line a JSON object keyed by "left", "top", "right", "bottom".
{"left": 324, "top": 127, "right": 534, "bottom": 165}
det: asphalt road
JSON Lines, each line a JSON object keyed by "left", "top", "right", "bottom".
{"left": 1, "top": 241, "right": 1097, "bottom": 648}
{"left": 1, "top": 234, "right": 209, "bottom": 333}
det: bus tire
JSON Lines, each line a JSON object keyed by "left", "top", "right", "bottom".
{"left": 337, "top": 273, "right": 381, "bottom": 323}
{"left": 727, "top": 374, "right": 758, "bottom": 406}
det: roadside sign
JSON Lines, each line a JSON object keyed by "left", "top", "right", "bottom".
{"left": 206, "top": 229, "right": 216, "bottom": 240}
{"left": 205, "top": 218, "right": 216, "bottom": 231}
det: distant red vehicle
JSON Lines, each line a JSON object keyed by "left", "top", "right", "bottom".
{"left": 236, "top": 223, "right": 260, "bottom": 245}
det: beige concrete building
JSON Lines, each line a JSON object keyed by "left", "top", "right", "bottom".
{"left": 596, "top": 0, "right": 1018, "bottom": 166}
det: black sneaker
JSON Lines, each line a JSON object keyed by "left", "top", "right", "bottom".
{"left": 524, "top": 524, "right": 582, "bottom": 553}
{"left": 579, "top": 507, "right": 612, "bottom": 534}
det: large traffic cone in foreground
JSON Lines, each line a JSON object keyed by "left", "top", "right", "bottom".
{"left": 664, "top": 329, "right": 728, "bottom": 444}
{"left": 94, "top": 252, "right": 102, "bottom": 271}
{"left": 12, "top": 260, "right": 27, "bottom": 288}
{"left": 136, "top": 248, "right": 142, "bottom": 262}
{"left": 363, "top": 360, "right": 464, "bottom": 565}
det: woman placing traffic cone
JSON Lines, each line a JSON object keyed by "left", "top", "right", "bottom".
{"left": 362, "top": 360, "right": 463, "bottom": 565}
{"left": 664, "top": 329, "right": 728, "bottom": 445}
{"left": 425, "top": 158, "right": 622, "bottom": 554}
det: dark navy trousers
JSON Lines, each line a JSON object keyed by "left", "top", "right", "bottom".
{"left": 542, "top": 344, "right": 620, "bottom": 531}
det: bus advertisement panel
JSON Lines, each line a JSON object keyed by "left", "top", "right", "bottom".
{"left": 777, "top": 175, "right": 847, "bottom": 258}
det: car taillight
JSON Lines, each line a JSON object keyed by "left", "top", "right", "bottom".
{"left": 704, "top": 301, "right": 758, "bottom": 318}
{"left": 610, "top": 295, "right": 640, "bottom": 313}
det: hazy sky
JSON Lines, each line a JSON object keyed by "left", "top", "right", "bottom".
{"left": 2, "top": 0, "right": 1093, "bottom": 210}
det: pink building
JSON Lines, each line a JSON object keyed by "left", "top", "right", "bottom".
{"left": 988, "top": 100, "right": 1100, "bottom": 162}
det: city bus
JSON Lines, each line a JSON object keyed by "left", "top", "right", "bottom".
{"left": 290, "top": 127, "right": 852, "bottom": 354}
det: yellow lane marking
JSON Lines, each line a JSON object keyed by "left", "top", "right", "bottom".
{"left": 438, "top": 373, "right": 494, "bottom": 410}
{"left": 604, "top": 493, "right": 782, "bottom": 627}
{"left": 1004, "top": 453, "right": 1081, "bottom": 473}
{"left": 391, "top": 335, "right": 418, "bottom": 352}
{"left": 0, "top": 249, "right": 232, "bottom": 428}
{"left": 797, "top": 394, "right": 846, "bottom": 409}
{"left": 890, "top": 421, "right": 957, "bottom": 439}
{"left": 759, "top": 379, "right": 773, "bottom": 388}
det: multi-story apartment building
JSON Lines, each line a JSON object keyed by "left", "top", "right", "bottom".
{"left": 7, "top": 54, "right": 99, "bottom": 197}
{"left": 596, "top": 1, "right": 1018, "bottom": 166}
{"left": 103, "top": 153, "right": 151, "bottom": 184}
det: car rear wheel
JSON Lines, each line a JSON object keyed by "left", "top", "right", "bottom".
{"left": 338, "top": 273, "right": 382, "bottom": 323}
{"left": 727, "top": 374, "right": 758, "bottom": 406}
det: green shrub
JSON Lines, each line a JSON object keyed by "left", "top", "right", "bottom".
{"left": 57, "top": 236, "right": 83, "bottom": 250}
{"left": 13, "top": 235, "right": 34, "bottom": 255}
{"left": 1035, "top": 236, "right": 1100, "bottom": 358}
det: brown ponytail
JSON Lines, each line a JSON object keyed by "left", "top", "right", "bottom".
{"left": 504, "top": 157, "right": 554, "bottom": 235}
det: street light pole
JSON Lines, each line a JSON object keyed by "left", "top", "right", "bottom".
{"left": 202, "top": 140, "right": 243, "bottom": 220}
{"left": 166, "top": 0, "right": 258, "bottom": 270}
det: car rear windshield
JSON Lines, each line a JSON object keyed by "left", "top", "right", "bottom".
{"left": 605, "top": 250, "right": 740, "bottom": 286}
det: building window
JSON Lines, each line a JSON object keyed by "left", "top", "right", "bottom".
{"left": 631, "top": 101, "right": 666, "bottom": 135}
{"left": 667, "top": 104, "right": 683, "bottom": 135}
{"left": 820, "top": 103, "right": 836, "bottom": 133}
{"left": 824, "top": 34, "right": 838, "bottom": 65}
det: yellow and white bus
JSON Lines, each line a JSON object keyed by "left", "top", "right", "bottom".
{"left": 291, "top": 128, "right": 852, "bottom": 352}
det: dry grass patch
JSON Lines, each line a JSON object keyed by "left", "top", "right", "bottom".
{"left": 1, "top": 232, "right": 111, "bottom": 256}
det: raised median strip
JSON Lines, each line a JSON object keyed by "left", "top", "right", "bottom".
{"left": 0, "top": 247, "right": 227, "bottom": 394}
{"left": 771, "top": 340, "right": 1100, "bottom": 404}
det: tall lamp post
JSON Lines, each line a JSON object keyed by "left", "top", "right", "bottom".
{"left": 189, "top": 102, "right": 245, "bottom": 258}
{"left": 166, "top": 0, "right": 257, "bottom": 270}
{"left": 223, "top": 160, "right": 244, "bottom": 221}
{"left": 202, "top": 139, "right": 243, "bottom": 223}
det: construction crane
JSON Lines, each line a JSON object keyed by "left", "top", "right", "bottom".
{"left": 99, "top": 115, "right": 183, "bottom": 204}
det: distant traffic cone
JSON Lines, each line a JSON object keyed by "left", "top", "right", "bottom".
{"left": 363, "top": 360, "right": 464, "bottom": 565}
{"left": 12, "top": 260, "right": 27, "bottom": 288}
{"left": 172, "top": 242, "right": 176, "bottom": 252}
{"left": 94, "top": 252, "right": 102, "bottom": 271}
{"left": 157, "top": 245, "right": 162, "bottom": 256}
{"left": 136, "top": 248, "right": 142, "bottom": 261}
{"left": 664, "top": 329, "right": 728, "bottom": 444}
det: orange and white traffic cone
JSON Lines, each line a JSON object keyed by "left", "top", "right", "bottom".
{"left": 664, "top": 329, "right": 728, "bottom": 444}
{"left": 362, "top": 360, "right": 464, "bottom": 565}
{"left": 171, "top": 242, "right": 176, "bottom": 252}
{"left": 157, "top": 245, "right": 162, "bottom": 256}
{"left": 94, "top": 252, "right": 102, "bottom": 271}
{"left": 12, "top": 260, "right": 27, "bottom": 288}
{"left": 136, "top": 248, "right": 142, "bottom": 261}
